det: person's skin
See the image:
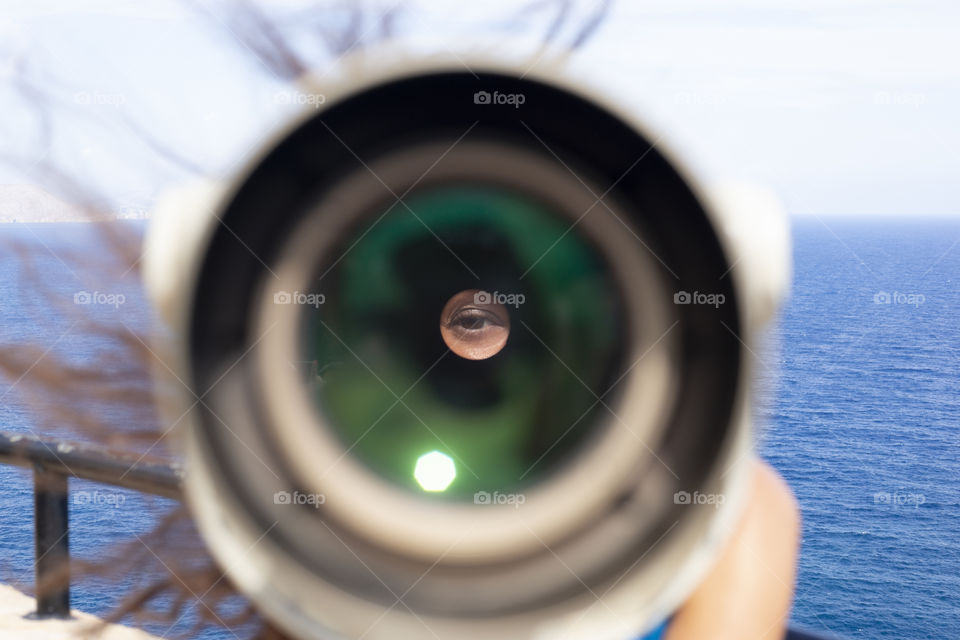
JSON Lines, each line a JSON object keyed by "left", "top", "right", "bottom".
{"left": 665, "top": 458, "right": 801, "bottom": 640}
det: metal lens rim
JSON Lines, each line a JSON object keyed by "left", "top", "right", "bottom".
{"left": 251, "top": 140, "right": 678, "bottom": 563}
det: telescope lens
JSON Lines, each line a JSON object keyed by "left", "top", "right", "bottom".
{"left": 301, "top": 184, "right": 626, "bottom": 499}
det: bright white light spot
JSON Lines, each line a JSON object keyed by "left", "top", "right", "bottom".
{"left": 414, "top": 451, "right": 456, "bottom": 492}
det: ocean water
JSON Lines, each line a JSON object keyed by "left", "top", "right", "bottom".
{"left": 0, "top": 217, "right": 958, "bottom": 639}
{"left": 0, "top": 222, "right": 246, "bottom": 639}
{"left": 761, "top": 217, "right": 960, "bottom": 638}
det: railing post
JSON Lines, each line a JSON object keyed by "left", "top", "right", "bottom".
{"left": 33, "top": 465, "right": 70, "bottom": 618}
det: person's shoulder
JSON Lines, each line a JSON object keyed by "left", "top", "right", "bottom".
{"left": 752, "top": 459, "right": 802, "bottom": 542}
{"left": 662, "top": 457, "right": 801, "bottom": 640}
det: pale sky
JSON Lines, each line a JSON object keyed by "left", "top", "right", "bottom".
{"left": 1, "top": 0, "right": 958, "bottom": 217}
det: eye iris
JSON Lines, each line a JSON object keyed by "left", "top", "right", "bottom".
{"left": 450, "top": 309, "right": 496, "bottom": 333}
{"left": 457, "top": 315, "right": 485, "bottom": 331}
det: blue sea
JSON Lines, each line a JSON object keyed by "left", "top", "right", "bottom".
{"left": 0, "top": 217, "right": 958, "bottom": 639}
{"left": 760, "top": 216, "right": 960, "bottom": 638}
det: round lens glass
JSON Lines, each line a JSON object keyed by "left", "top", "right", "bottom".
{"left": 300, "top": 184, "right": 626, "bottom": 499}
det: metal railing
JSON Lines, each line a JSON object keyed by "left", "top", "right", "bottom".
{"left": 0, "top": 430, "right": 835, "bottom": 639}
{"left": 0, "top": 430, "right": 183, "bottom": 618}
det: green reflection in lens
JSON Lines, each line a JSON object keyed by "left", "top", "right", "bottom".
{"left": 302, "top": 185, "right": 624, "bottom": 499}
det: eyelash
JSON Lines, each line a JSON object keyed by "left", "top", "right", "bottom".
{"left": 445, "top": 308, "right": 502, "bottom": 334}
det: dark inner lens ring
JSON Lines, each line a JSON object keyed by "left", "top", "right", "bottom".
{"left": 301, "top": 184, "right": 626, "bottom": 499}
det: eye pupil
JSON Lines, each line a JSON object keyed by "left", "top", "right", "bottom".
{"left": 457, "top": 316, "right": 485, "bottom": 331}
{"left": 450, "top": 309, "right": 495, "bottom": 333}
